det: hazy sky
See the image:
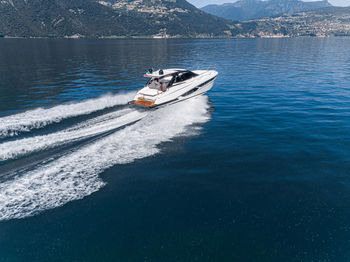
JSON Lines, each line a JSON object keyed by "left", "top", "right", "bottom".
{"left": 188, "top": 0, "right": 350, "bottom": 8}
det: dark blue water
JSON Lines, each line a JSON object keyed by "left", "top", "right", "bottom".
{"left": 1, "top": 38, "right": 350, "bottom": 261}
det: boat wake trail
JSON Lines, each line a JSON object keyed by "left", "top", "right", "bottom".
{"left": 0, "top": 109, "right": 145, "bottom": 161}
{"left": 0, "top": 92, "right": 134, "bottom": 138}
{"left": 0, "top": 96, "right": 210, "bottom": 221}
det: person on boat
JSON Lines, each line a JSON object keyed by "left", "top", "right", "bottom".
{"left": 159, "top": 75, "right": 172, "bottom": 92}
{"left": 148, "top": 78, "right": 161, "bottom": 89}
{"left": 160, "top": 80, "right": 167, "bottom": 92}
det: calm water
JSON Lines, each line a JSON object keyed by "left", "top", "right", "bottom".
{"left": 1, "top": 38, "right": 350, "bottom": 261}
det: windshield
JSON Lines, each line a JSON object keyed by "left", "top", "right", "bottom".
{"left": 145, "top": 71, "right": 196, "bottom": 89}
{"left": 146, "top": 75, "right": 174, "bottom": 89}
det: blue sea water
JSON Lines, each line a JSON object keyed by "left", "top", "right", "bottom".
{"left": 1, "top": 38, "right": 350, "bottom": 261}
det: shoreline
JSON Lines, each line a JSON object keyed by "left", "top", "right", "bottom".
{"left": 1, "top": 35, "right": 349, "bottom": 40}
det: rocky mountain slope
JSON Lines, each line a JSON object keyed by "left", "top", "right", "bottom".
{"left": 0, "top": 0, "right": 236, "bottom": 37}
{"left": 201, "top": 0, "right": 331, "bottom": 21}
{"left": 0, "top": 0, "right": 349, "bottom": 38}
{"left": 236, "top": 6, "right": 350, "bottom": 37}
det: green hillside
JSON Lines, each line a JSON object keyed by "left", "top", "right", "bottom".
{"left": 0, "top": 0, "right": 237, "bottom": 37}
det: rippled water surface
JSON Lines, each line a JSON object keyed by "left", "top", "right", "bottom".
{"left": 1, "top": 38, "right": 350, "bottom": 261}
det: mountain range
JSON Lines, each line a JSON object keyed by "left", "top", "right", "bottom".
{"left": 201, "top": 0, "right": 331, "bottom": 21}
{"left": 0, "top": 0, "right": 236, "bottom": 37}
{"left": 0, "top": 0, "right": 349, "bottom": 38}
{"left": 237, "top": 6, "right": 350, "bottom": 37}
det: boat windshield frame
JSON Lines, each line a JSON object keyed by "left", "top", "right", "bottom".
{"left": 146, "top": 70, "right": 197, "bottom": 88}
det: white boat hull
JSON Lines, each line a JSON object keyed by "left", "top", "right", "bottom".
{"left": 130, "top": 70, "right": 218, "bottom": 108}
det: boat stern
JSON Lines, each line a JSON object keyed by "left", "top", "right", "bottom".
{"left": 129, "top": 96, "right": 156, "bottom": 108}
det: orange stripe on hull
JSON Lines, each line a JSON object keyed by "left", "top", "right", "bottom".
{"left": 130, "top": 99, "right": 155, "bottom": 107}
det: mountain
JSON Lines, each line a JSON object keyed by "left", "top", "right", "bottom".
{"left": 236, "top": 6, "right": 350, "bottom": 37}
{"left": 201, "top": 0, "right": 331, "bottom": 21}
{"left": 96, "top": 0, "right": 236, "bottom": 37}
{"left": 0, "top": 0, "right": 237, "bottom": 37}
{"left": 0, "top": 0, "right": 349, "bottom": 38}
{"left": 0, "top": 0, "right": 129, "bottom": 37}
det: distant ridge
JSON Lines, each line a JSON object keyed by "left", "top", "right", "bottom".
{"left": 201, "top": 0, "right": 331, "bottom": 21}
{"left": 0, "top": 0, "right": 349, "bottom": 38}
{"left": 235, "top": 6, "right": 350, "bottom": 37}
{"left": 0, "top": 0, "right": 237, "bottom": 38}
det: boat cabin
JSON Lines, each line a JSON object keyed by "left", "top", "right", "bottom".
{"left": 145, "top": 69, "right": 197, "bottom": 91}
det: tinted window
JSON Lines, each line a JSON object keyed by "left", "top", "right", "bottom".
{"left": 174, "top": 71, "right": 197, "bottom": 83}
{"left": 181, "top": 72, "right": 197, "bottom": 81}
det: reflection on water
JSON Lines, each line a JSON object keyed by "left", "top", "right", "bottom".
{"left": 0, "top": 39, "right": 185, "bottom": 112}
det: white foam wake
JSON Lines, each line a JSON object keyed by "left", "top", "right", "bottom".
{"left": 0, "top": 109, "right": 146, "bottom": 161}
{"left": 0, "top": 96, "right": 210, "bottom": 221}
{"left": 0, "top": 92, "right": 134, "bottom": 138}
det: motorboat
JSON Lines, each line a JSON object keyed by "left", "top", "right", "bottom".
{"left": 129, "top": 68, "right": 218, "bottom": 108}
